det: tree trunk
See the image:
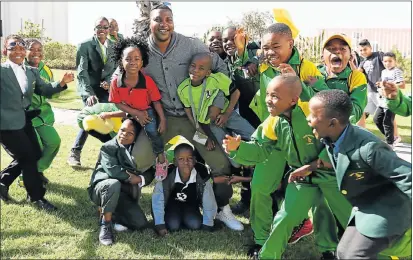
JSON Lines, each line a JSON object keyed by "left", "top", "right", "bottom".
{"left": 133, "top": 0, "right": 161, "bottom": 38}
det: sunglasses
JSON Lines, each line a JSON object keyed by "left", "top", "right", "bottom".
{"left": 6, "top": 41, "right": 26, "bottom": 50}
{"left": 95, "top": 25, "right": 109, "bottom": 30}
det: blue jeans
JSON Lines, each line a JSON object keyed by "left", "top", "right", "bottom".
{"left": 72, "top": 94, "right": 109, "bottom": 152}
{"left": 210, "top": 110, "right": 255, "bottom": 168}
{"left": 144, "top": 108, "right": 164, "bottom": 155}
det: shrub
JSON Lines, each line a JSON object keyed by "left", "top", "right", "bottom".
{"left": 44, "top": 59, "right": 76, "bottom": 70}
{"left": 43, "top": 41, "right": 76, "bottom": 70}
{"left": 392, "top": 47, "right": 412, "bottom": 83}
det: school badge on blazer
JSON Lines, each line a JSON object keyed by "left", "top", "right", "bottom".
{"left": 349, "top": 172, "right": 365, "bottom": 180}
{"left": 303, "top": 134, "right": 314, "bottom": 145}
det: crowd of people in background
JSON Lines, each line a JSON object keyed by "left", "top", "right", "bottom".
{"left": 1, "top": 3, "right": 412, "bottom": 260}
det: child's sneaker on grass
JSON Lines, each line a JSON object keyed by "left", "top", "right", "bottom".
{"left": 113, "top": 223, "right": 128, "bottom": 232}
{"left": 288, "top": 218, "right": 313, "bottom": 244}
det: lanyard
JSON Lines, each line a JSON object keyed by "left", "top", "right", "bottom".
{"left": 188, "top": 79, "right": 207, "bottom": 129}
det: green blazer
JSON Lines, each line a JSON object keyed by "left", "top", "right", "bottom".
{"left": 76, "top": 36, "right": 116, "bottom": 98}
{"left": 327, "top": 124, "right": 411, "bottom": 238}
{"left": 0, "top": 62, "right": 66, "bottom": 130}
{"left": 88, "top": 137, "right": 155, "bottom": 191}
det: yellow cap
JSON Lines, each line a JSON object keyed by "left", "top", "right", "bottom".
{"left": 323, "top": 33, "right": 352, "bottom": 49}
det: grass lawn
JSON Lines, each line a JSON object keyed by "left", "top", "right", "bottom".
{"left": 1, "top": 125, "right": 320, "bottom": 259}
{"left": 48, "top": 69, "right": 83, "bottom": 110}
{"left": 1, "top": 70, "right": 411, "bottom": 259}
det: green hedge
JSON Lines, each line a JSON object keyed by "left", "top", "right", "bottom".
{"left": 43, "top": 41, "right": 76, "bottom": 70}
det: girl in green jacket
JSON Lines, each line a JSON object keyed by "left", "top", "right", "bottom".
{"left": 19, "top": 39, "right": 61, "bottom": 186}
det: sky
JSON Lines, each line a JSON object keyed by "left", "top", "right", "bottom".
{"left": 68, "top": 1, "right": 411, "bottom": 45}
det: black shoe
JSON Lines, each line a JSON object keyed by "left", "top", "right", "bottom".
{"left": 39, "top": 172, "right": 49, "bottom": 185}
{"left": 231, "top": 200, "right": 250, "bottom": 215}
{"left": 99, "top": 221, "right": 114, "bottom": 246}
{"left": 32, "top": 198, "right": 58, "bottom": 211}
{"left": 67, "top": 150, "right": 81, "bottom": 167}
{"left": 0, "top": 184, "right": 11, "bottom": 203}
{"left": 321, "top": 251, "right": 337, "bottom": 260}
{"left": 247, "top": 244, "right": 262, "bottom": 259}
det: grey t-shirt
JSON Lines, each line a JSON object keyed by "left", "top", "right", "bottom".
{"left": 359, "top": 51, "right": 385, "bottom": 93}
{"left": 143, "top": 32, "right": 229, "bottom": 116}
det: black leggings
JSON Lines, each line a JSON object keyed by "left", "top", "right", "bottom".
{"left": 88, "top": 130, "right": 112, "bottom": 143}
{"left": 165, "top": 202, "right": 202, "bottom": 231}
{"left": 373, "top": 107, "right": 395, "bottom": 144}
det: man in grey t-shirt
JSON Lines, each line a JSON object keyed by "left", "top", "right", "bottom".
{"left": 129, "top": 4, "right": 244, "bottom": 231}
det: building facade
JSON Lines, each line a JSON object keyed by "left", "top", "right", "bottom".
{"left": 1, "top": 1, "right": 69, "bottom": 48}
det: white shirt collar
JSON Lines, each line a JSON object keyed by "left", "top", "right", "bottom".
{"left": 174, "top": 168, "right": 197, "bottom": 187}
{"left": 6, "top": 59, "right": 26, "bottom": 71}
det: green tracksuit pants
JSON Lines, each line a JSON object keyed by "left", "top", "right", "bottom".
{"left": 35, "top": 124, "right": 61, "bottom": 173}
{"left": 259, "top": 173, "right": 352, "bottom": 259}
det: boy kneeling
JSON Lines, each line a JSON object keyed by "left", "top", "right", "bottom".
{"left": 88, "top": 119, "right": 154, "bottom": 246}
{"left": 152, "top": 143, "right": 217, "bottom": 236}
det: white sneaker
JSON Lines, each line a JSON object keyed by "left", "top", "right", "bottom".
{"left": 216, "top": 205, "right": 244, "bottom": 231}
{"left": 113, "top": 223, "right": 128, "bottom": 232}
{"left": 394, "top": 136, "right": 402, "bottom": 146}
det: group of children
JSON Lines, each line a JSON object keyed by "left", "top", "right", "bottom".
{"left": 2, "top": 13, "right": 411, "bottom": 259}
{"left": 81, "top": 19, "right": 411, "bottom": 260}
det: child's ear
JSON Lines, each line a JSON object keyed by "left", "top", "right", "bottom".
{"left": 2, "top": 48, "right": 7, "bottom": 56}
{"left": 206, "top": 70, "right": 212, "bottom": 77}
{"left": 289, "top": 39, "right": 294, "bottom": 49}
{"left": 291, "top": 96, "right": 299, "bottom": 106}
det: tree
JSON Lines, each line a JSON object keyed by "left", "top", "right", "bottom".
{"left": 133, "top": 0, "right": 162, "bottom": 38}
{"left": 392, "top": 46, "right": 412, "bottom": 83}
{"left": 239, "top": 10, "right": 273, "bottom": 40}
{"left": 16, "top": 20, "right": 51, "bottom": 42}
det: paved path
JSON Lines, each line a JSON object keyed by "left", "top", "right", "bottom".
{"left": 53, "top": 108, "right": 78, "bottom": 126}
{"left": 53, "top": 108, "right": 412, "bottom": 163}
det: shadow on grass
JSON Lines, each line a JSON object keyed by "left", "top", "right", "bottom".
{"left": 1, "top": 244, "right": 48, "bottom": 258}
{"left": 40, "top": 181, "right": 254, "bottom": 258}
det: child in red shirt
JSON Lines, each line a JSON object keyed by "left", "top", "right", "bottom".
{"left": 110, "top": 37, "right": 168, "bottom": 180}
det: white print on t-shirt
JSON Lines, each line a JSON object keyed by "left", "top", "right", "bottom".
{"left": 176, "top": 192, "right": 188, "bottom": 202}
{"left": 363, "top": 59, "right": 374, "bottom": 75}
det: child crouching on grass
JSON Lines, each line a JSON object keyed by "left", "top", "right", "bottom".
{"left": 109, "top": 36, "right": 168, "bottom": 181}
{"left": 152, "top": 143, "right": 217, "bottom": 236}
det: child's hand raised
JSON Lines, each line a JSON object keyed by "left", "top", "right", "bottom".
{"left": 222, "top": 134, "right": 241, "bottom": 154}
{"left": 59, "top": 72, "right": 75, "bottom": 87}
{"left": 234, "top": 28, "right": 249, "bottom": 56}
{"left": 382, "top": 81, "right": 398, "bottom": 99}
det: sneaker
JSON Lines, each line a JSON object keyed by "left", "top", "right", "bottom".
{"left": 394, "top": 136, "right": 402, "bottom": 146}
{"left": 99, "top": 221, "right": 114, "bottom": 246}
{"left": 155, "top": 155, "right": 168, "bottom": 182}
{"left": 67, "top": 150, "right": 81, "bottom": 167}
{"left": 320, "top": 251, "right": 337, "bottom": 260}
{"left": 216, "top": 205, "right": 244, "bottom": 231}
{"left": 31, "top": 198, "right": 58, "bottom": 211}
{"left": 113, "top": 223, "right": 128, "bottom": 232}
{"left": 247, "top": 244, "right": 262, "bottom": 258}
{"left": 288, "top": 218, "right": 313, "bottom": 244}
{"left": 231, "top": 200, "right": 250, "bottom": 215}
